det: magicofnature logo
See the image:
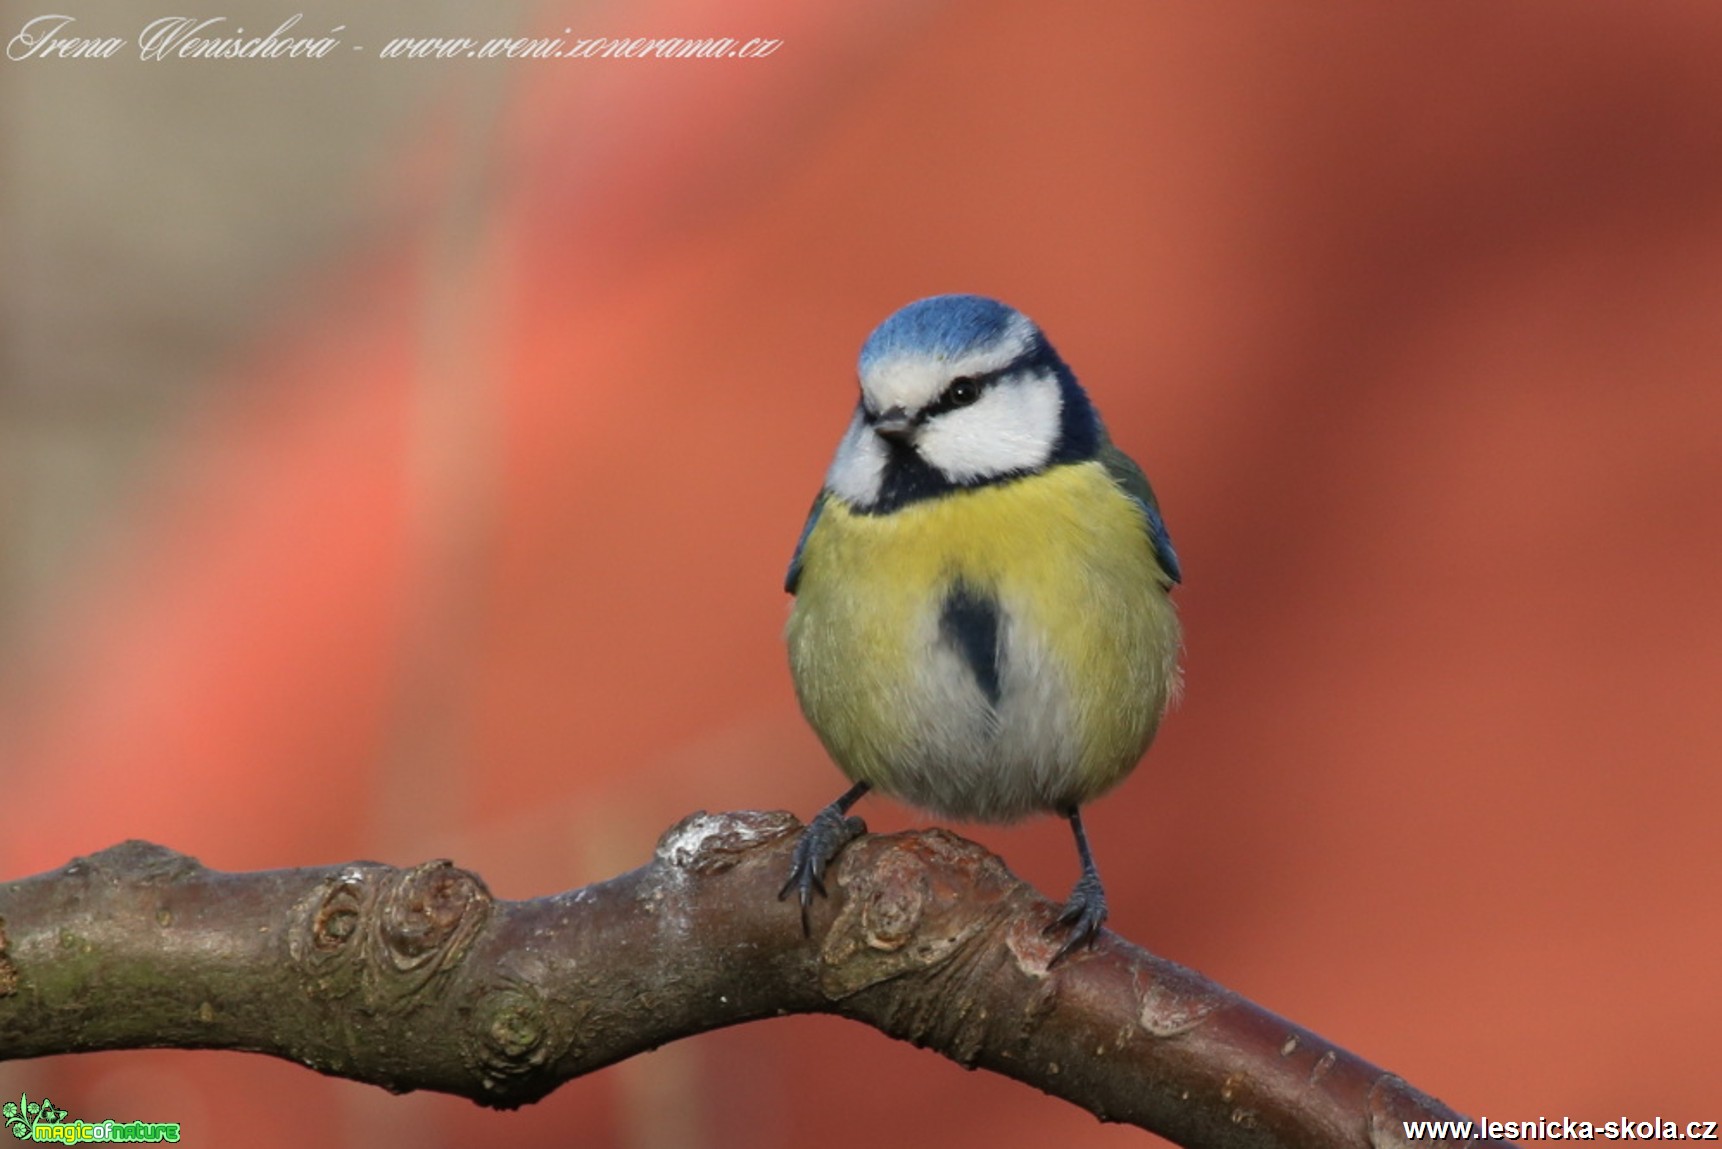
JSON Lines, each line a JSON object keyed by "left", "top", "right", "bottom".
{"left": 3, "top": 1094, "right": 180, "bottom": 1142}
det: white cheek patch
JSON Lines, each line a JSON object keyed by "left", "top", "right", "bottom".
{"left": 824, "top": 408, "right": 887, "bottom": 506}
{"left": 917, "top": 375, "right": 1062, "bottom": 483}
{"left": 861, "top": 313, "right": 1036, "bottom": 414}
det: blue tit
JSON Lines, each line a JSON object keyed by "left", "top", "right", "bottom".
{"left": 781, "top": 294, "right": 1182, "bottom": 963}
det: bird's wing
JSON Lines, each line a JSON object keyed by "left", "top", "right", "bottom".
{"left": 785, "top": 489, "right": 829, "bottom": 595}
{"left": 1098, "top": 442, "right": 1182, "bottom": 587}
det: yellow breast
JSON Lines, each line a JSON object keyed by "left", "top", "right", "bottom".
{"left": 786, "top": 461, "right": 1180, "bottom": 822}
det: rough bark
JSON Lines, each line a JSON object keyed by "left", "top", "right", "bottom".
{"left": 0, "top": 811, "right": 1498, "bottom": 1149}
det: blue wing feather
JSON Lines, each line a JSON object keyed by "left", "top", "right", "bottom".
{"left": 1139, "top": 500, "right": 1182, "bottom": 586}
{"left": 785, "top": 491, "right": 827, "bottom": 595}
{"left": 1097, "top": 443, "right": 1182, "bottom": 587}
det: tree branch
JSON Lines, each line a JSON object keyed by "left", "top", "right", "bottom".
{"left": 0, "top": 811, "right": 1498, "bottom": 1148}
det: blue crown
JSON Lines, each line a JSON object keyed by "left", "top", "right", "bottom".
{"left": 857, "top": 295, "right": 1026, "bottom": 375}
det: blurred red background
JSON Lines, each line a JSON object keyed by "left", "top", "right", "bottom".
{"left": 4, "top": 1, "right": 1722, "bottom": 1145}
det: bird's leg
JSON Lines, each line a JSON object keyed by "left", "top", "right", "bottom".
{"left": 1047, "top": 806, "right": 1108, "bottom": 965}
{"left": 779, "top": 781, "right": 871, "bottom": 936}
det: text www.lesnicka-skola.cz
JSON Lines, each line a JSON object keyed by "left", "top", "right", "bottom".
{"left": 1404, "top": 1118, "right": 1720, "bottom": 1142}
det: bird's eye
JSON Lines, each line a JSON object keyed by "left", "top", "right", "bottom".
{"left": 947, "top": 377, "right": 981, "bottom": 407}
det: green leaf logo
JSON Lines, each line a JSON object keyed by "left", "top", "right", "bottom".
{"left": 3, "top": 1093, "right": 67, "bottom": 1139}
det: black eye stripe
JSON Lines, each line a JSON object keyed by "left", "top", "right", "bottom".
{"left": 926, "top": 370, "right": 1000, "bottom": 417}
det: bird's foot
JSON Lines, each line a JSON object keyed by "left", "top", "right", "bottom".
{"left": 1046, "top": 869, "right": 1108, "bottom": 967}
{"left": 778, "top": 804, "right": 867, "bottom": 936}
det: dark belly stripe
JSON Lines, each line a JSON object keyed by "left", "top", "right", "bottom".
{"left": 939, "top": 583, "right": 1002, "bottom": 707}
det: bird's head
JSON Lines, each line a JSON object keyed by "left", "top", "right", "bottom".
{"left": 826, "top": 295, "right": 1101, "bottom": 513}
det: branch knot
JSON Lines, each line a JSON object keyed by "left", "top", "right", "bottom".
{"left": 291, "top": 860, "right": 492, "bottom": 1008}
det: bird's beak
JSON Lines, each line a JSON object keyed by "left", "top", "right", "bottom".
{"left": 872, "top": 407, "right": 917, "bottom": 443}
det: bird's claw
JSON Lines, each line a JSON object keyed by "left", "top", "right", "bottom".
{"left": 1046, "top": 870, "right": 1108, "bottom": 967}
{"left": 779, "top": 807, "right": 867, "bottom": 935}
